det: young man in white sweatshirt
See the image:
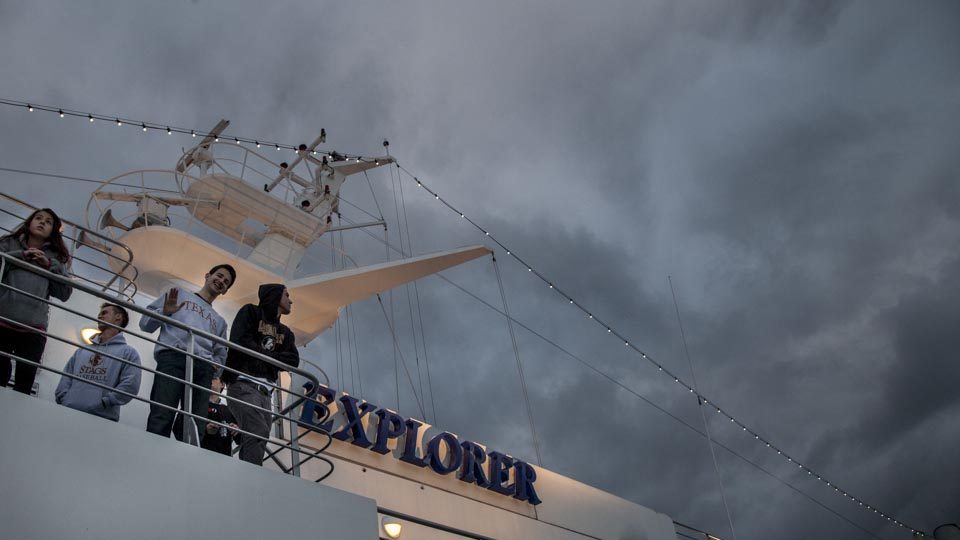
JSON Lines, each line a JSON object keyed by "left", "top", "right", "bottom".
{"left": 141, "top": 264, "right": 235, "bottom": 442}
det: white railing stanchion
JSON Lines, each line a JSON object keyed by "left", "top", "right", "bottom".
{"left": 183, "top": 332, "right": 197, "bottom": 445}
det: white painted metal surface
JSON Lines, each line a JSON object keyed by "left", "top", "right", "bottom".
{"left": 0, "top": 389, "right": 379, "bottom": 540}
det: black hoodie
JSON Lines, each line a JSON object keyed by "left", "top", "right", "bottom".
{"left": 222, "top": 284, "right": 299, "bottom": 384}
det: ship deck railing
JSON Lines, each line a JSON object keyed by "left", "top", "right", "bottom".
{"left": 1, "top": 192, "right": 139, "bottom": 302}
{"left": 0, "top": 250, "right": 335, "bottom": 481}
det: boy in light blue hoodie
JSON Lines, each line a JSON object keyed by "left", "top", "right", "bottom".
{"left": 56, "top": 303, "right": 141, "bottom": 421}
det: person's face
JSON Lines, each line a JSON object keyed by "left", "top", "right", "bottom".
{"left": 29, "top": 211, "right": 54, "bottom": 241}
{"left": 278, "top": 288, "right": 292, "bottom": 315}
{"left": 204, "top": 268, "right": 233, "bottom": 296}
{"left": 96, "top": 306, "right": 123, "bottom": 331}
{"left": 211, "top": 377, "right": 223, "bottom": 394}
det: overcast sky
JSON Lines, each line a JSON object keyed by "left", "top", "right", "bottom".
{"left": 2, "top": 1, "right": 959, "bottom": 539}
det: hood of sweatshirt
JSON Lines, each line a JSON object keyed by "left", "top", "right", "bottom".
{"left": 93, "top": 332, "right": 128, "bottom": 347}
{"left": 257, "top": 283, "right": 286, "bottom": 323}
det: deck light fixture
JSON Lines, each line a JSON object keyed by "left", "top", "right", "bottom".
{"left": 381, "top": 516, "right": 402, "bottom": 539}
{"left": 80, "top": 327, "right": 99, "bottom": 345}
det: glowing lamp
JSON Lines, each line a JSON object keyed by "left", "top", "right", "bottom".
{"left": 381, "top": 516, "right": 402, "bottom": 539}
{"left": 80, "top": 328, "right": 99, "bottom": 345}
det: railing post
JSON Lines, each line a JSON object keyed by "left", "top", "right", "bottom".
{"left": 288, "top": 392, "right": 302, "bottom": 477}
{"left": 182, "top": 332, "right": 197, "bottom": 445}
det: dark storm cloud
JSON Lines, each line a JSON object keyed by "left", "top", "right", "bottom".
{"left": 1, "top": 1, "right": 959, "bottom": 539}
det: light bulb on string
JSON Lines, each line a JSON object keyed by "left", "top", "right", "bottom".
{"left": 166, "top": 127, "right": 172, "bottom": 135}
{"left": 88, "top": 115, "right": 94, "bottom": 122}
{"left": 256, "top": 141, "right": 260, "bottom": 148}
{"left": 191, "top": 130, "right": 196, "bottom": 137}
{"left": 142, "top": 124, "right": 147, "bottom": 132}
{"left": 58, "top": 110, "right": 64, "bottom": 118}
{"left": 116, "top": 119, "right": 122, "bottom": 126}
{"left": 27, "top": 104, "right": 33, "bottom": 112}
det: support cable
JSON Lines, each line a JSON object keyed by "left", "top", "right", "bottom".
{"left": 391, "top": 154, "right": 428, "bottom": 419}
{"left": 376, "top": 294, "right": 427, "bottom": 419}
{"left": 670, "top": 276, "right": 737, "bottom": 540}
{"left": 493, "top": 255, "right": 544, "bottom": 467}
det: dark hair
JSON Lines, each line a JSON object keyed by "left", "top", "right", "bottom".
{"left": 101, "top": 302, "right": 129, "bottom": 328}
{"left": 208, "top": 264, "right": 237, "bottom": 289}
{"left": 2, "top": 208, "right": 70, "bottom": 263}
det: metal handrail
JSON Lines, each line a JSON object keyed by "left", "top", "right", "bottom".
{"left": 0, "top": 192, "right": 138, "bottom": 300}
{"left": 0, "top": 251, "right": 334, "bottom": 479}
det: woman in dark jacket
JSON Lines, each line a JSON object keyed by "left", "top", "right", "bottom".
{"left": 0, "top": 208, "right": 73, "bottom": 394}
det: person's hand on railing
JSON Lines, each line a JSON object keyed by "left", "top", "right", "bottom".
{"left": 162, "top": 287, "right": 185, "bottom": 315}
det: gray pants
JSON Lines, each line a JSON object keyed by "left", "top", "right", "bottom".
{"left": 228, "top": 380, "right": 273, "bottom": 465}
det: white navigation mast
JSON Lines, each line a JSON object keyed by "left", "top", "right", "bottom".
{"left": 87, "top": 120, "right": 490, "bottom": 344}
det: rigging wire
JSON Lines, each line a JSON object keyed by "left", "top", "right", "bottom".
{"left": 493, "top": 255, "right": 544, "bottom": 467}
{"left": 386, "top": 149, "right": 427, "bottom": 411}
{"left": 670, "top": 276, "right": 737, "bottom": 540}
{"left": 413, "top": 280, "right": 439, "bottom": 426}
{"left": 376, "top": 294, "right": 427, "bottom": 419}
{"left": 0, "top": 166, "right": 182, "bottom": 193}
{"left": 390, "top": 154, "right": 429, "bottom": 421}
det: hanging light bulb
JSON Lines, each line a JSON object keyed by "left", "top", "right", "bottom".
{"left": 58, "top": 109, "right": 64, "bottom": 117}
{"left": 142, "top": 123, "right": 148, "bottom": 132}
{"left": 27, "top": 104, "right": 33, "bottom": 111}
{"left": 116, "top": 119, "right": 122, "bottom": 126}
{"left": 88, "top": 114, "right": 94, "bottom": 122}
{"left": 166, "top": 127, "right": 172, "bottom": 135}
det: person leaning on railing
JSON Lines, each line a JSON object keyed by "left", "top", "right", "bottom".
{"left": 222, "top": 284, "right": 299, "bottom": 466}
{"left": 55, "top": 303, "right": 141, "bottom": 421}
{"left": 140, "top": 264, "right": 235, "bottom": 443}
{"left": 0, "top": 208, "right": 73, "bottom": 394}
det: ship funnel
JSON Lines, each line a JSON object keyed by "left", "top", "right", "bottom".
{"left": 98, "top": 209, "right": 130, "bottom": 231}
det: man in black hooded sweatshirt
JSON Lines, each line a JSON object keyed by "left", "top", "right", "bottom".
{"left": 222, "top": 283, "right": 299, "bottom": 465}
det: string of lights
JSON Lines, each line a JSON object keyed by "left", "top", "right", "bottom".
{"left": 392, "top": 163, "right": 926, "bottom": 537}
{"left": 0, "top": 96, "right": 925, "bottom": 536}
{"left": 1, "top": 98, "right": 361, "bottom": 161}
